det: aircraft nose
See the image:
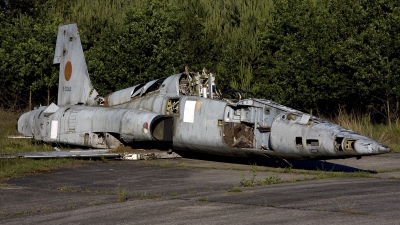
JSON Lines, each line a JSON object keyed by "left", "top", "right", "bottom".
{"left": 354, "top": 139, "right": 392, "bottom": 155}
{"left": 378, "top": 145, "right": 392, "bottom": 153}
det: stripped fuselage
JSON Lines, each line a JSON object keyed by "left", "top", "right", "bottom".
{"left": 17, "top": 23, "right": 391, "bottom": 160}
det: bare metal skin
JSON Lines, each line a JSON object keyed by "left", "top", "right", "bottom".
{"left": 18, "top": 24, "right": 391, "bottom": 160}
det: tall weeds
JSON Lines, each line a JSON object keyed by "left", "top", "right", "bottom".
{"left": 0, "top": 110, "right": 53, "bottom": 155}
{"left": 333, "top": 109, "right": 400, "bottom": 151}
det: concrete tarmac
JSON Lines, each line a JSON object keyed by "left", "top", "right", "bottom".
{"left": 1, "top": 153, "right": 400, "bottom": 224}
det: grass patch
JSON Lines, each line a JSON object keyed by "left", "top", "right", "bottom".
{"left": 132, "top": 192, "right": 162, "bottom": 199}
{"left": 240, "top": 165, "right": 283, "bottom": 187}
{"left": 278, "top": 166, "right": 372, "bottom": 179}
{"left": 1, "top": 139, "right": 55, "bottom": 154}
{"left": 0, "top": 183, "right": 10, "bottom": 187}
{"left": 175, "top": 163, "right": 190, "bottom": 168}
{"left": 0, "top": 158, "right": 76, "bottom": 180}
{"left": 57, "top": 184, "right": 130, "bottom": 202}
{"left": 56, "top": 186, "right": 107, "bottom": 195}
{"left": 375, "top": 168, "right": 400, "bottom": 173}
{"left": 0, "top": 110, "right": 79, "bottom": 179}
{"left": 188, "top": 190, "right": 198, "bottom": 194}
{"left": 142, "top": 160, "right": 174, "bottom": 167}
{"left": 89, "top": 201, "right": 104, "bottom": 206}
{"left": 314, "top": 171, "right": 370, "bottom": 179}
{"left": 239, "top": 169, "right": 370, "bottom": 187}
{"left": 0, "top": 201, "right": 107, "bottom": 218}
{"left": 144, "top": 193, "right": 162, "bottom": 199}
{"left": 198, "top": 197, "right": 208, "bottom": 202}
{"left": 115, "top": 184, "right": 128, "bottom": 202}
{"left": 241, "top": 171, "right": 282, "bottom": 187}
{"left": 228, "top": 186, "right": 243, "bottom": 193}
{"left": 0, "top": 110, "right": 56, "bottom": 154}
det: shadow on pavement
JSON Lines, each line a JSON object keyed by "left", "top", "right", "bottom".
{"left": 177, "top": 152, "right": 376, "bottom": 173}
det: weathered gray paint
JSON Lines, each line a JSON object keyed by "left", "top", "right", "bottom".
{"left": 106, "top": 85, "right": 140, "bottom": 106}
{"left": 53, "top": 24, "right": 100, "bottom": 106}
{"left": 174, "top": 96, "right": 226, "bottom": 151}
{"left": 17, "top": 23, "right": 391, "bottom": 160}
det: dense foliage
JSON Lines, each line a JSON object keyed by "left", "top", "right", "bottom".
{"left": 1, "top": 0, "right": 399, "bottom": 123}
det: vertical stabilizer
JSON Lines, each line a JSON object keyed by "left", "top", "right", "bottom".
{"left": 53, "top": 23, "right": 100, "bottom": 106}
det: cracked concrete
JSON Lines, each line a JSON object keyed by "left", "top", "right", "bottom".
{"left": 1, "top": 154, "right": 400, "bottom": 224}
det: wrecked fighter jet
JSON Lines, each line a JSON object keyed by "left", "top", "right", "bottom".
{"left": 17, "top": 23, "right": 391, "bottom": 160}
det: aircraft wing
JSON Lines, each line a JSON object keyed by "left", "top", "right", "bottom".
{"left": 0, "top": 150, "right": 119, "bottom": 159}
{"left": 1, "top": 149, "right": 181, "bottom": 160}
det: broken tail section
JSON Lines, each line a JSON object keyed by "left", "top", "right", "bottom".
{"left": 53, "top": 23, "right": 101, "bottom": 106}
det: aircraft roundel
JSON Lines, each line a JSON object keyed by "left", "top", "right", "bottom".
{"left": 143, "top": 122, "right": 149, "bottom": 133}
{"left": 64, "top": 61, "right": 72, "bottom": 81}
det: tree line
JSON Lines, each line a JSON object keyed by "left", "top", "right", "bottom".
{"left": 1, "top": 0, "right": 399, "bottom": 124}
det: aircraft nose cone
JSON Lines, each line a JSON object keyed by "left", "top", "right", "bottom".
{"left": 378, "top": 145, "right": 392, "bottom": 153}
{"left": 353, "top": 138, "right": 391, "bottom": 155}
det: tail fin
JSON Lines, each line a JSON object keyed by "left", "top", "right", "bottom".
{"left": 53, "top": 23, "right": 100, "bottom": 106}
